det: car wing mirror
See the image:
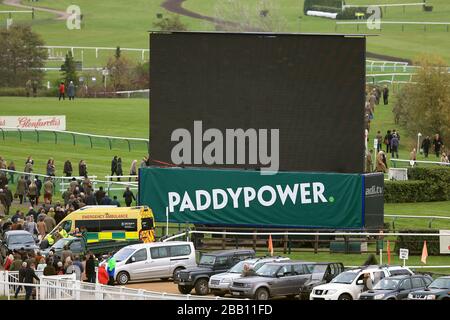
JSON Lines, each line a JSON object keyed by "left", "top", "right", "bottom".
{"left": 357, "top": 280, "right": 364, "bottom": 285}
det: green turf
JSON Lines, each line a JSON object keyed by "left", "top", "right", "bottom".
{"left": 1, "top": 0, "right": 450, "bottom": 65}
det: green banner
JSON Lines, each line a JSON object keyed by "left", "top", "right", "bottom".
{"left": 139, "top": 167, "right": 363, "bottom": 228}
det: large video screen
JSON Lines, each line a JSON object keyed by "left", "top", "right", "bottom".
{"left": 149, "top": 32, "right": 365, "bottom": 173}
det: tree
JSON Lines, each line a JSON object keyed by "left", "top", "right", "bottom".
{"left": 0, "top": 25, "right": 47, "bottom": 87}
{"left": 106, "top": 55, "right": 135, "bottom": 91}
{"left": 213, "top": 0, "right": 287, "bottom": 32}
{"left": 393, "top": 55, "right": 450, "bottom": 143}
{"left": 152, "top": 14, "right": 187, "bottom": 31}
{"left": 61, "top": 50, "right": 78, "bottom": 85}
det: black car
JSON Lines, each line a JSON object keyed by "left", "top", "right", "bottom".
{"left": 0, "top": 230, "right": 39, "bottom": 258}
{"left": 408, "top": 276, "right": 450, "bottom": 300}
{"left": 174, "top": 249, "right": 255, "bottom": 295}
{"left": 299, "top": 262, "right": 345, "bottom": 300}
{"left": 359, "top": 275, "right": 433, "bottom": 300}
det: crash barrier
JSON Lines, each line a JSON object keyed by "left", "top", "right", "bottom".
{"left": 390, "top": 158, "right": 450, "bottom": 168}
{"left": 0, "top": 271, "right": 236, "bottom": 300}
{"left": 0, "top": 127, "right": 149, "bottom": 152}
{"left": 41, "top": 45, "right": 149, "bottom": 62}
{"left": 336, "top": 21, "right": 450, "bottom": 32}
{"left": 162, "top": 229, "right": 450, "bottom": 256}
{"left": 0, "top": 169, "right": 137, "bottom": 200}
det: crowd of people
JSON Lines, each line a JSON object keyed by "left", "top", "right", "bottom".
{"left": 364, "top": 86, "right": 448, "bottom": 173}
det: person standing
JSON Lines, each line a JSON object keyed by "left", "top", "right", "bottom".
{"left": 24, "top": 263, "right": 40, "bottom": 300}
{"left": 37, "top": 216, "right": 47, "bottom": 237}
{"left": 14, "top": 262, "right": 27, "bottom": 298}
{"left": 79, "top": 160, "right": 87, "bottom": 177}
{"left": 32, "top": 80, "right": 38, "bottom": 97}
{"left": 433, "top": 134, "right": 444, "bottom": 158}
{"left": 390, "top": 133, "right": 399, "bottom": 159}
{"left": 58, "top": 82, "right": 65, "bottom": 101}
{"left": 123, "top": 187, "right": 136, "bottom": 207}
{"left": 365, "top": 150, "right": 373, "bottom": 173}
{"left": 68, "top": 81, "right": 75, "bottom": 100}
{"left": 7, "top": 161, "right": 15, "bottom": 184}
{"left": 27, "top": 181, "right": 38, "bottom": 206}
{"left": 34, "top": 175, "right": 42, "bottom": 206}
{"left": 85, "top": 253, "right": 96, "bottom": 283}
{"left": 111, "top": 195, "right": 120, "bottom": 207}
{"left": 4, "top": 185, "right": 13, "bottom": 215}
{"left": 384, "top": 130, "right": 392, "bottom": 154}
{"left": 63, "top": 160, "right": 73, "bottom": 177}
{"left": 46, "top": 159, "right": 55, "bottom": 176}
{"left": 116, "top": 157, "right": 123, "bottom": 181}
{"left": 410, "top": 148, "right": 417, "bottom": 163}
{"left": 107, "top": 254, "right": 116, "bottom": 286}
{"left": 129, "top": 160, "right": 137, "bottom": 181}
{"left": 376, "top": 131, "right": 382, "bottom": 153}
{"left": 421, "top": 135, "right": 431, "bottom": 158}
{"left": 382, "top": 85, "right": 389, "bottom": 105}
{"left": 43, "top": 178, "right": 54, "bottom": 204}
{"left": 16, "top": 176, "right": 27, "bottom": 204}
{"left": 376, "top": 151, "right": 387, "bottom": 173}
{"left": 111, "top": 156, "right": 118, "bottom": 178}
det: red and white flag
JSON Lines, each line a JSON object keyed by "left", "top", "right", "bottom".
{"left": 421, "top": 241, "right": 428, "bottom": 264}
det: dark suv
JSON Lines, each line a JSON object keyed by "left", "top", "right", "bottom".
{"left": 408, "top": 276, "right": 450, "bottom": 300}
{"left": 174, "top": 249, "right": 255, "bottom": 295}
{"left": 299, "top": 262, "right": 345, "bottom": 300}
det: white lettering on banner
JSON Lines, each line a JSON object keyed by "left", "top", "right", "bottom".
{"left": 0, "top": 116, "right": 66, "bottom": 130}
{"left": 167, "top": 182, "right": 329, "bottom": 213}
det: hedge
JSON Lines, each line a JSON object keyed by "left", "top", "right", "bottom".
{"left": 384, "top": 167, "right": 450, "bottom": 203}
{"left": 394, "top": 229, "right": 440, "bottom": 256}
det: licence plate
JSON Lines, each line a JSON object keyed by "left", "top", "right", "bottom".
{"left": 232, "top": 292, "right": 242, "bottom": 296}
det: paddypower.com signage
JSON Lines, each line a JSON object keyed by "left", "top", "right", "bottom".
{"left": 139, "top": 167, "right": 367, "bottom": 228}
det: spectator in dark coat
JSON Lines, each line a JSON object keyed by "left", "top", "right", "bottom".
{"left": 43, "top": 260, "right": 56, "bottom": 276}
{"left": 63, "top": 160, "right": 73, "bottom": 177}
{"left": 79, "top": 160, "right": 87, "bottom": 177}
{"left": 111, "top": 156, "right": 118, "bottom": 177}
{"left": 116, "top": 158, "right": 123, "bottom": 181}
{"left": 123, "top": 187, "right": 136, "bottom": 207}
{"left": 85, "top": 192, "right": 97, "bottom": 205}
{"left": 14, "top": 262, "right": 27, "bottom": 298}
{"left": 24, "top": 263, "right": 40, "bottom": 300}
{"left": 95, "top": 186, "right": 106, "bottom": 204}
{"left": 421, "top": 136, "right": 431, "bottom": 158}
{"left": 68, "top": 81, "right": 75, "bottom": 100}
{"left": 111, "top": 196, "right": 120, "bottom": 207}
{"left": 390, "top": 134, "right": 399, "bottom": 159}
{"left": 100, "top": 195, "right": 112, "bottom": 206}
{"left": 433, "top": 134, "right": 444, "bottom": 158}
{"left": 85, "top": 253, "right": 96, "bottom": 283}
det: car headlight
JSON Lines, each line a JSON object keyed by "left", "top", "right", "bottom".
{"left": 188, "top": 275, "right": 192, "bottom": 281}
{"left": 325, "top": 289, "right": 337, "bottom": 295}
{"left": 426, "top": 295, "right": 436, "bottom": 300}
{"left": 221, "top": 278, "right": 231, "bottom": 284}
{"left": 243, "top": 283, "right": 253, "bottom": 288}
{"left": 374, "top": 294, "right": 385, "bottom": 300}
{"left": 407, "top": 293, "right": 413, "bottom": 299}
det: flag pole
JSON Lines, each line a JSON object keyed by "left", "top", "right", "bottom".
{"left": 165, "top": 206, "right": 169, "bottom": 237}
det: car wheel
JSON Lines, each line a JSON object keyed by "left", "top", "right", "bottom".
{"left": 172, "top": 267, "right": 184, "bottom": 279}
{"left": 338, "top": 293, "right": 352, "bottom": 300}
{"left": 194, "top": 279, "right": 210, "bottom": 295}
{"left": 116, "top": 271, "right": 130, "bottom": 285}
{"left": 255, "top": 288, "right": 269, "bottom": 300}
{"left": 178, "top": 285, "right": 192, "bottom": 294}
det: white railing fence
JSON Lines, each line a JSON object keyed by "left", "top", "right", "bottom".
{"left": 0, "top": 271, "right": 236, "bottom": 300}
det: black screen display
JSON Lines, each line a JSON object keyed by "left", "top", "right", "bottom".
{"left": 149, "top": 32, "right": 365, "bottom": 173}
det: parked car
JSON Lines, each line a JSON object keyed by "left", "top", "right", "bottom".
{"left": 359, "top": 275, "right": 433, "bottom": 300}
{"left": 229, "top": 261, "right": 316, "bottom": 300}
{"left": 0, "top": 230, "right": 39, "bottom": 258}
{"left": 299, "top": 262, "right": 345, "bottom": 300}
{"left": 174, "top": 249, "right": 255, "bottom": 295}
{"left": 408, "top": 276, "right": 450, "bottom": 300}
{"left": 310, "top": 265, "right": 413, "bottom": 300}
{"left": 41, "top": 236, "right": 141, "bottom": 260}
{"left": 209, "top": 256, "right": 290, "bottom": 296}
{"left": 109, "top": 241, "right": 196, "bottom": 285}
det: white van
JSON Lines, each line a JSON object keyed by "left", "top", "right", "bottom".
{"left": 111, "top": 241, "right": 196, "bottom": 285}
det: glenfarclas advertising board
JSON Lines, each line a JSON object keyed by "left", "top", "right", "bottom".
{"left": 139, "top": 167, "right": 384, "bottom": 229}
{"left": 0, "top": 115, "right": 66, "bottom": 130}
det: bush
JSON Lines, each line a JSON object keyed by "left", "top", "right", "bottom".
{"left": 385, "top": 167, "right": 450, "bottom": 203}
{"left": 384, "top": 180, "right": 429, "bottom": 203}
{"left": 303, "top": 0, "right": 342, "bottom": 14}
{"left": 394, "top": 229, "right": 440, "bottom": 256}
{"left": 0, "top": 87, "right": 27, "bottom": 96}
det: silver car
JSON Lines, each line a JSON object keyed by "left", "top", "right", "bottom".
{"left": 209, "top": 256, "right": 290, "bottom": 296}
{"left": 229, "top": 261, "right": 315, "bottom": 300}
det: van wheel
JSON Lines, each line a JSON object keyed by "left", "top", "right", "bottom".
{"left": 338, "top": 293, "right": 352, "bottom": 300}
{"left": 178, "top": 285, "right": 192, "bottom": 294}
{"left": 255, "top": 288, "right": 269, "bottom": 300}
{"left": 116, "top": 271, "right": 130, "bottom": 285}
{"left": 195, "top": 279, "right": 209, "bottom": 295}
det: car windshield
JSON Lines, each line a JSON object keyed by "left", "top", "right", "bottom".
{"left": 373, "top": 278, "right": 400, "bottom": 290}
{"left": 311, "top": 264, "right": 328, "bottom": 280}
{"left": 8, "top": 234, "right": 35, "bottom": 245}
{"left": 51, "top": 238, "right": 73, "bottom": 250}
{"left": 331, "top": 271, "right": 358, "bottom": 284}
{"left": 199, "top": 255, "right": 216, "bottom": 266}
{"left": 255, "top": 264, "right": 280, "bottom": 277}
{"left": 113, "top": 247, "right": 136, "bottom": 262}
{"left": 229, "top": 261, "right": 250, "bottom": 273}
{"left": 428, "top": 278, "right": 450, "bottom": 289}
